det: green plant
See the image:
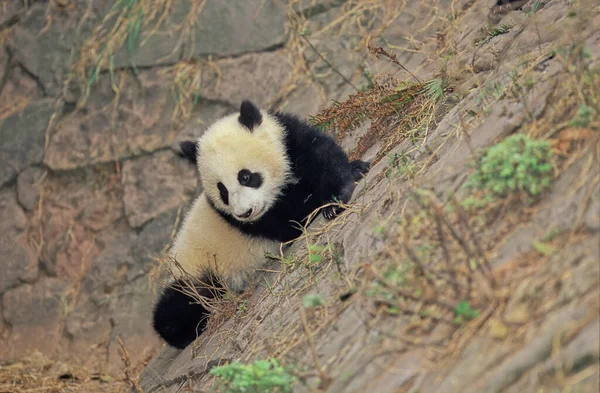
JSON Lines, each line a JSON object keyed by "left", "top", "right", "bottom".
{"left": 454, "top": 300, "right": 479, "bottom": 324}
{"left": 475, "top": 22, "right": 515, "bottom": 45}
{"left": 303, "top": 293, "right": 326, "bottom": 308}
{"left": 210, "top": 359, "right": 296, "bottom": 393}
{"left": 568, "top": 104, "right": 594, "bottom": 127}
{"left": 463, "top": 134, "right": 553, "bottom": 203}
{"left": 385, "top": 152, "right": 416, "bottom": 179}
{"left": 422, "top": 77, "right": 445, "bottom": 101}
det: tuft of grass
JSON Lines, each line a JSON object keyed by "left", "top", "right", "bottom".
{"left": 463, "top": 134, "right": 554, "bottom": 205}
{"left": 568, "top": 104, "right": 595, "bottom": 128}
{"left": 210, "top": 359, "right": 296, "bottom": 393}
{"left": 474, "top": 22, "right": 515, "bottom": 45}
{"left": 454, "top": 300, "right": 479, "bottom": 324}
{"left": 422, "top": 77, "right": 445, "bottom": 101}
{"left": 303, "top": 293, "right": 326, "bottom": 308}
{"left": 385, "top": 152, "right": 416, "bottom": 180}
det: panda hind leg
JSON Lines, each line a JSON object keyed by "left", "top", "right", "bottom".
{"left": 152, "top": 276, "right": 223, "bottom": 349}
{"left": 323, "top": 160, "right": 371, "bottom": 220}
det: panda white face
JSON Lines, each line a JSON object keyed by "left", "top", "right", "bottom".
{"left": 214, "top": 169, "right": 269, "bottom": 222}
{"left": 192, "top": 101, "right": 291, "bottom": 223}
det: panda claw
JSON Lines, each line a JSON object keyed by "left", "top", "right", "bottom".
{"left": 323, "top": 205, "right": 343, "bottom": 220}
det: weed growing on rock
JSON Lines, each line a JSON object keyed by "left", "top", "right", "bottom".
{"left": 474, "top": 22, "right": 515, "bottom": 45}
{"left": 210, "top": 359, "right": 296, "bottom": 393}
{"left": 454, "top": 300, "right": 479, "bottom": 324}
{"left": 303, "top": 293, "right": 326, "bottom": 308}
{"left": 463, "top": 134, "right": 553, "bottom": 206}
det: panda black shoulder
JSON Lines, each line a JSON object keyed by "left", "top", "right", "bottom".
{"left": 271, "top": 111, "right": 352, "bottom": 184}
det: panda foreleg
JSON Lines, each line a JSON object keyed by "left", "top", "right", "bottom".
{"left": 350, "top": 160, "right": 371, "bottom": 181}
{"left": 322, "top": 160, "right": 370, "bottom": 220}
{"left": 152, "top": 277, "right": 223, "bottom": 349}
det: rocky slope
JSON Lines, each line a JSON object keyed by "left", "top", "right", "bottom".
{"left": 0, "top": 1, "right": 598, "bottom": 393}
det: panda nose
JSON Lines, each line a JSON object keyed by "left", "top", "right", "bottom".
{"left": 239, "top": 208, "right": 253, "bottom": 218}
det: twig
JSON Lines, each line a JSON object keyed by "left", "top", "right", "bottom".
{"left": 298, "top": 306, "right": 330, "bottom": 387}
{"left": 117, "top": 337, "right": 144, "bottom": 393}
{"left": 300, "top": 33, "right": 359, "bottom": 92}
{"left": 367, "top": 44, "right": 421, "bottom": 83}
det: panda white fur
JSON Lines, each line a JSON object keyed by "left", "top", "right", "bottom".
{"left": 153, "top": 100, "right": 369, "bottom": 349}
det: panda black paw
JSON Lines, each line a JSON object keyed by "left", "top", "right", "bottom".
{"left": 350, "top": 160, "right": 371, "bottom": 181}
{"left": 323, "top": 205, "right": 343, "bottom": 220}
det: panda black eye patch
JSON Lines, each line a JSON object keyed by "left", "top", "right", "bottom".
{"left": 238, "top": 169, "right": 263, "bottom": 188}
{"left": 217, "top": 182, "right": 229, "bottom": 205}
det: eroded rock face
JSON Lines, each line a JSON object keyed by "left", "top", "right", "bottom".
{"left": 2, "top": 277, "right": 66, "bottom": 360}
{"left": 0, "top": 190, "right": 39, "bottom": 294}
{"left": 122, "top": 150, "right": 197, "bottom": 228}
{"left": 44, "top": 71, "right": 176, "bottom": 170}
{"left": 8, "top": 3, "right": 100, "bottom": 96}
{"left": 199, "top": 51, "right": 294, "bottom": 108}
{"left": 108, "top": 0, "right": 287, "bottom": 68}
{"left": 16, "top": 166, "right": 46, "bottom": 211}
{"left": 0, "top": 99, "right": 54, "bottom": 188}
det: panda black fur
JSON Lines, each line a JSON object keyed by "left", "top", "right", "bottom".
{"left": 153, "top": 100, "right": 369, "bottom": 349}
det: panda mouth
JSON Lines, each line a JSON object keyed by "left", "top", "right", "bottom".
{"left": 235, "top": 206, "right": 264, "bottom": 222}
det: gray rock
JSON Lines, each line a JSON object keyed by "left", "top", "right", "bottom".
{"left": 584, "top": 184, "right": 600, "bottom": 232}
{"left": 0, "top": 99, "right": 54, "bottom": 188}
{"left": 122, "top": 150, "right": 197, "bottom": 228}
{"left": 171, "top": 100, "right": 234, "bottom": 152}
{"left": 200, "top": 51, "right": 293, "bottom": 108}
{"left": 276, "top": 84, "right": 325, "bottom": 119}
{"left": 110, "top": 0, "right": 286, "bottom": 69}
{"left": 1, "top": 277, "right": 66, "bottom": 360}
{"left": 187, "top": 0, "right": 286, "bottom": 57}
{"left": 0, "top": 189, "right": 39, "bottom": 294}
{"left": 16, "top": 166, "right": 46, "bottom": 211}
{"left": 44, "top": 70, "right": 176, "bottom": 170}
{"left": 8, "top": 4, "right": 98, "bottom": 96}
{"left": 131, "top": 208, "right": 180, "bottom": 278}
{"left": 0, "top": 1, "right": 25, "bottom": 26}
{"left": 0, "top": 47, "right": 44, "bottom": 102}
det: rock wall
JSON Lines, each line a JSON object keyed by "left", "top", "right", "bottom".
{"left": 0, "top": 1, "right": 599, "bottom": 393}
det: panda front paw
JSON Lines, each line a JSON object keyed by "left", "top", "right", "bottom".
{"left": 323, "top": 205, "right": 344, "bottom": 220}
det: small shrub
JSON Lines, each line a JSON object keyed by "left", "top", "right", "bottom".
{"left": 303, "top": 293, "right": 326, "bottom": 308}
{"left": 454, "top": 300, "right": 479, "bottom": 324}
{"left": 464, "top": 134, "right": 553, "bottom": 203}
{"left": 210, "top": 359, "right": 296, "bottom": 393}
{"left": 568, "top": 104, "right": 594, "bottom": 128}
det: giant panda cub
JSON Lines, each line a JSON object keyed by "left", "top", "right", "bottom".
{"left": 153, "top": 100, "right": 369, "bottom": 349}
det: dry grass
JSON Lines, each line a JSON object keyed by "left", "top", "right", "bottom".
{"left": 310, "top": 46, "right": 448, "bottom": 164}
{"left": 0, "top": 351, "right": 128, "bottom": 393}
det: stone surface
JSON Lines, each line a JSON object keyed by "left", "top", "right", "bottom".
{"left": 187, "top": 0, "right": 287, "bottom": 57}
{"left": 0, "top": 57, "right": 44, "bottom": 103}
{"left": 34, "top": 166, "right": 123, "bottom": 276}
{"left": 2, "top": 277, "right": 66, "bottom": 360}
{"left": 110, "top": 0, "right": 286, "bottom": 69}
{"left": 122, "top": 150, "right": 197, "bottom": 228}
{"left": 171, "top": 100, "right": 234, "bottom": 152}
{"left": 44, "top": 70, "right": 176, "bottom": 170}
{"left": 16, "top": 166, "right": 46, "bottom": 211}
{"left": 0, "top": 0, "right": 25, "bottom": 26}
{"left": 0, "top": 190, "right": 39, "bottom": 294}
{"left": 0, "top": 99, "right": 54, "bottom": 188}
{"left": 200, "top": 51, "right": 294, "bottom": 108}
{"left": 131, "top": 208, "right": 180, "bottom": 278}
{"left": 8, "top": 3, "right": 98, "bottom": 96}
{"left": 584, "top": 184, "right": 600, "bottom": 231}
{"left": 277, "top": 84, "right": 326, "bottom": 120}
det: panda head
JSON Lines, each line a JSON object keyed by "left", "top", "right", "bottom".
{"left": 180, "top": 100, "right": 290, "bottom": 223}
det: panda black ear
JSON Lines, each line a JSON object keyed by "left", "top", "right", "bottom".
{"left": 179, "top": 140, "right": 198, "bottom": 165}
{"left": 238, "top": 100, "right": 262, "bottom": 131}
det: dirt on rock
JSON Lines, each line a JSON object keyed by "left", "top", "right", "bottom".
{"left": 0, "top": 0, "right": 598, "bottom": 393}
